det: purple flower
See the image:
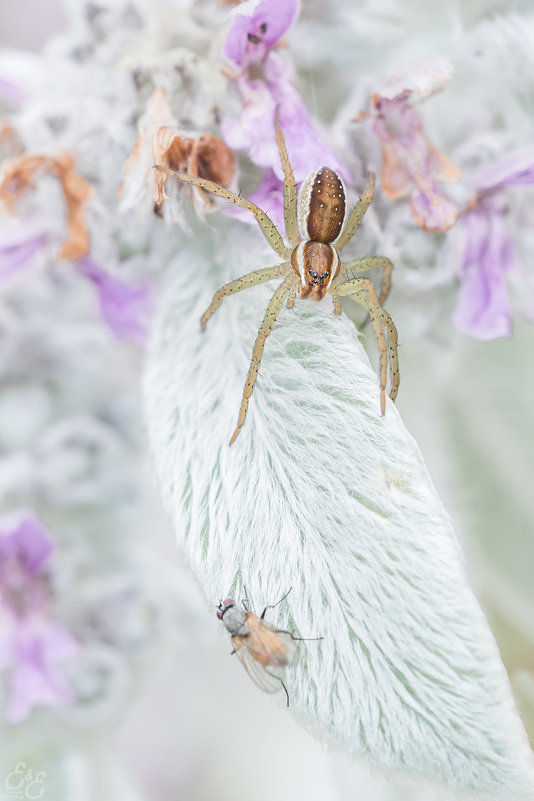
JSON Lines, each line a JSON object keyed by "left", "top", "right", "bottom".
{"left": 221, "top": 0, "right": 348, "bottom": 233}
{"left": 226, "top": 168, "right": 285, "bottom": 231}
{"left": 467, "top": 148, "right": 534, "bottom": 193}
{"left": 222, "top": 0, "right": 301, "bottom": 71}
{"left": 0, "top": 226, "right": 150, "bottom": 340}
{"left": 0, "top": 76, "right": 25, "bottom": 106}
{"left": 222, "top": 54, "right": 348, "bottom": 185}
{"left": 453, "top": 147, "right": 534, "bottom": 340}
{"left": 0, "top": 516, "right": 53, "bottom": 577}
{"left": 0, "top": 514, "right": 77, "bottom": 723}
{"left": 77, "top": 257, "right": 152, "bottom": 342}
{"left": 371, "top": 90, "right": 461, "bottom": 232}
{"left": 0, "top": 223, "right": 47, "bottom": 280}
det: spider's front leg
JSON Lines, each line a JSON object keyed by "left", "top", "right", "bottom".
{"left": 342, "top": 256, "right": 393, "bottom": 305}
{"left": 274, "top": 120, "right": 300, "bottom": 247}
{"left": 286, "top": 286, "right": 296, "bottom": 309}
{"left": 200, "top": 263, "right": 290, "bottom": 330}
{"left": 335, "top": 276, "right": 394, "bottom": 413}
{"left": 230, "top": 274, "right": 298, "bottom": 445}
{"left": 153, "top": 165, "right": 292, "bottom": 259}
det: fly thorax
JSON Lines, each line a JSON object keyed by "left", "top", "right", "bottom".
{"left": 291, "top": 241, "right": 340, "bottom": 300}
{"left": 220, "top": 605, "right": 248, "bottom": 635}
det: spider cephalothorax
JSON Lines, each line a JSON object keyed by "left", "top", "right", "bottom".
{"left": 155, "top": 122, "right": 399, "bottom": 444}
{"left": 291, "top": 240, "right": 340, "bottom": 300}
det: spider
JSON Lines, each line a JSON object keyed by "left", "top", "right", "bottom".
{"left": 155, "top": 122, "right": 399, "bottom": 444}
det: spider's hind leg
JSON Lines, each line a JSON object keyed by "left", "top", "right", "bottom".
{"left": 335, "top": 173, "right": 375, "bottom": 250}
{"left": 336, "top": 277, "right": 395, "bottom": 412}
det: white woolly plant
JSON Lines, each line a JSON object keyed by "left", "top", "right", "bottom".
{"left": 145, "top": 217, "right": 534, "bottom": 798}
{"left": 138, "top": 1, "right": 534, "bottom": 797}
{"left": 2, "top": 0, "right": 534, "bottom": 796}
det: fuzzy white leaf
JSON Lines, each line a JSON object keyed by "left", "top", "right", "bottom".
{"left": 144, "top": 219, "right": 534, "bottom": 797}
{"left": 378, "top": 55, "right": 453, "bottom": 100}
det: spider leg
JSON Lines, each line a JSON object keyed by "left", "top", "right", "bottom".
{"left": 154, "top": 165, "right": 292, "bottom": 259}
{"left": 341, "top": 256, "right": 393, "bottom": 305}
{"left": 347, "top": 291, "right": 400, "bottom": 403}
{"left": 329, "top": 290, "right": 342, "bottom": 316}
{"left": 286, "top": 286, "right": 296, "bottom": 309}
{"left": 229, "top": 275, "right": 297, "bottom": 445}
{"left": 335, "top": 173, "right": 375, "bottom": 250}
{"left": 200, "top": 263, "right": 290, "bottom": 330}
{"left": 336, "top": 277, "right": 388, "bottom": 414}
{"left": 274, "top": 118, "right": 300, "bottom": 247}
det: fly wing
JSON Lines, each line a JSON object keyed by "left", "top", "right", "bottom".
{"left": 245, "top": 619, "right": 301, "bottom": 668}
{"left": 235, "top": 645, "right": 284, "bottom": 694}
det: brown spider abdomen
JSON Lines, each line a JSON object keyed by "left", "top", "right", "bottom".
{"left": 291, "top": 241, "right": 340, "bottom": 301}
{"left": 298, "top": 167, "right": 346, "bottom": 243}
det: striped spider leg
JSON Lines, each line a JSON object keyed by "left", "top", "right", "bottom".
{"left": 154, "top": 123, "right": 399, "bottom": 442}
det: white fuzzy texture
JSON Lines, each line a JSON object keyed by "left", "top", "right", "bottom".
{"left": 144, "top": 219, "right": 534, "bottom": 798}
{"left": 378, "top": 55, "right": 454, "bottom": 99}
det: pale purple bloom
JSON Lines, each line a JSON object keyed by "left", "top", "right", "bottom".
{"left": 0, "top": 516, "right": 53, "bottom": 575}
{"left": 467, "top": 148, "right": 534, "bottom": 193}
{"left": 77, "top": 257, "right": 151, "bottom": 342}
{"left": 0, "top": 224, "right": 47, "bottom": 279}
{"left": 453, "top": 147, "right": 534, "bottom": 340}
{"left": 0, "top": 230, "right": 150, "bottom": 339}
{"left": 371, "top": 90, "right": 461, "bottom": 232}
{"left": 265, "top": 52, "right": 348, "bottom": 183}
{"left": 221, "top": 0, "right": 348, "bottom": 235}
{"left": 0, "top": 515, "right": 77, "bottom": 723}
{"left": 222, "top": 0, "right": 301, "bottom": 71}
{"left": 453, "top": 197, "right": 517, "bottom": 339}
{"left": 223, "top": 53, "right": 348, "bottom": 186}
{"left": 0, "top": 76, "right": 24, "bottom": 106}
{"left": 227, "top": 168, "right": 285, "bottom": 231}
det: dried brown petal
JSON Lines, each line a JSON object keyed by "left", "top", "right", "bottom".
{"left": 0, "top": 122, "right": 24, "bottom": 159}
{"left": 152, "top": 127, "right": 235, "bottom": 208}
{"left": 152, "top": 126, "right": 192, "bottom": 205}
{"left": 0, "top": 152, "right": 93, "bottom": 261}
{"left": 121, "top": 135, "right": 141, "bottom": 175}
{"left": 195, "top": 134, "right": 235, "bottom": 186}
